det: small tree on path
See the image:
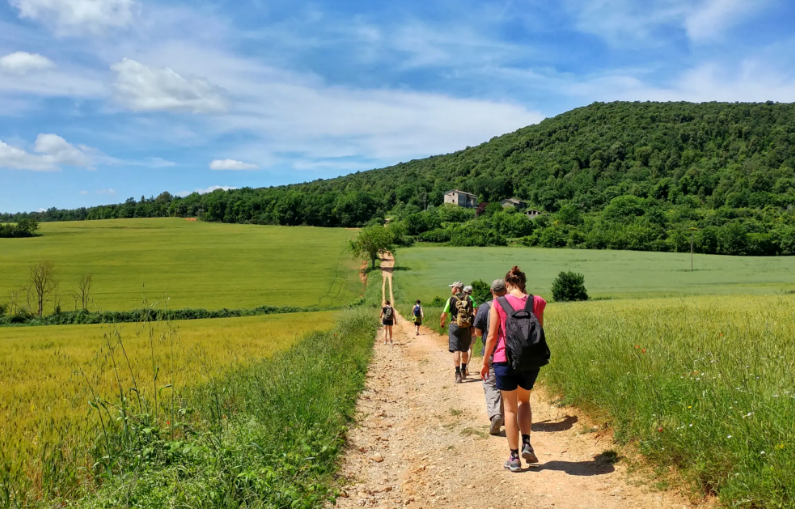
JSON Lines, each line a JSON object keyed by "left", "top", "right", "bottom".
{"left": 350, "top": 226, "right": 395, "bottom": 269}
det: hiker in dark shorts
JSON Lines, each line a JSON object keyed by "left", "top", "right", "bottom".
{"left": 412, "top": 300, "right": 424, "bottom": 336}
{"left": 440, "top": 281, "right": 474, "bottom": 383}
{"left": 380, "top": 300, "right": 395, "bottom": 345}
{"left": 481, "top": 266, "right": 547, "bottom": 472}
{"left": 473, "top": 278, "right": 507, "bottom": 435}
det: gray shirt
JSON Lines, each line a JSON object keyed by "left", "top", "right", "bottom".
{"left": 473, "top": 300, "right": 492, "bottom": 355}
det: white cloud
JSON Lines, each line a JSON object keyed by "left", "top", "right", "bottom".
{"left": 96, "top": 188, "right": 116, "bottom": 195}
{"left": 0, "top": 139, "right": 58, "bottom": 171}
{"left": 564, "top": 0, "right": 771, "bottom": 44}
{"left": 209, "top": 159, "right": 258, "bottom": 171}
{"left": 33, "top": 133, "right": 92, "bottom": 167}
{"left": 111, "top": 58, "right": 227, "bottom": 114}
{"left": 0, "top": 52, "right": 55, "bottom": 75}
{"left": 79, "top": 190, "right": 88, "bottom": 195}
{"left": 10, "top": 0, "right": 139, "bottom": 35}
{"left": 176, "top": 185, "right": 237, "bottom": 197}
{"left": 684, "top": 0, "right": 762, "bottom": 41}
{"left": 0, "top": 133, "right": 97, "bottom": 171}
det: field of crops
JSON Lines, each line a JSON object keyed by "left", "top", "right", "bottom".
{"left": 0, "top": 311, "right": 336, "bottom": 504}
{"left": 0, "top": 218, "right": 360, "bottom": 311}
{"left": 396, "top": 245, "right": 795, "bottom": 302}
{"left": 544, "top": 296, "right": 794, "bottom": 507}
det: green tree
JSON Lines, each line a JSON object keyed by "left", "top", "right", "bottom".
{"left": 551, "top": 271, "right": 589, "bottom": 302}
{"left": 350, "top": 226, "right": 395, "bottom": 269}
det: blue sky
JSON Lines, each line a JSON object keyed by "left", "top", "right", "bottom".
{"left": 1, "top": 0, "right": 795, "bottom": 213}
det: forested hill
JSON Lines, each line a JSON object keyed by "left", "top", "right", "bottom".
{"left": 4, "top": 101, "right": 795, "bottom": 255}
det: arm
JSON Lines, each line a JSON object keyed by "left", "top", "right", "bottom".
{"left": 440, "top": 298, "right": 450, "bottom": 327}
{"left": 480, "top": 305, "right": 500, "bottom": 380}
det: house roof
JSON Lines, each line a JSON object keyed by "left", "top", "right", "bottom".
{"left": 445, "top": 189, "right": 477, "bottom": 198}
{"left": 501, "top": 198, "right": 524, "bottom": 204}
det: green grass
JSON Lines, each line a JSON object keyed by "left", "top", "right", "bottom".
{"left": 0, "top": 218, "right": 360, "bottom": 311}
{"left": 73, "top": 307, "right": 377, "bottom": 509}
{"left": 396, "top": 245, "right": 795, "bottom": 303}
{"left": 543, "top": 296, "right": 795, "bottom": 508}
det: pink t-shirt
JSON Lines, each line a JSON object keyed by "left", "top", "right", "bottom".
{"left": 493, "top": 294, "right": 546, "bottom": 363}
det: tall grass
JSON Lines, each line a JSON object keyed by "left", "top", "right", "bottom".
{"left": 78, "top": 307, "right": 377, "bottom": 508}
{"left": 0, "top": 312, "right": 337, "bottom": 507}
{"left": 543, "top": 295, "right": 795, "bottom": 508}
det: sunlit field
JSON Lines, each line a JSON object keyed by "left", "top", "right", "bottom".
{"left": 0, "top": 218, "right": 360, "bottom": 311}
{"left": 543, "top": 295, "right": 795, "bottom": 508}
{"left": 0, "top": 311, "right": 336, "bottom": 502}
{"left": 396, "top": 245, "right": 795, "bottom": 302}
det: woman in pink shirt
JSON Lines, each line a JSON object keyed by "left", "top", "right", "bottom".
{"left": 480, "top": 266, "right": 546, "bottom": 472}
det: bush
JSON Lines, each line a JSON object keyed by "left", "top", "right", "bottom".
{"left": 470, "top": 280, "right": 491, "bottom": 305}
{"left": 417, "top": 228, "right": 452, "bottom": 243}
{"left": 551, "top": 271, "right": 589, "bottom": 302}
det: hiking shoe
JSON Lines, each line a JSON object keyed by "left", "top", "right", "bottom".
{"left": 489, "top": 415, "right": 504, "bottom": 435}
{"left": 455, "top": 372, "right": 463, "bottom": 383}
{"left": 461, "top": 367, "right": 468, "bottom": 378}
{"left": 521, "top": 442, "right": 538, "bottom": 464}
{"left": 504, "top": 456, "right": 521, "bottom": 472}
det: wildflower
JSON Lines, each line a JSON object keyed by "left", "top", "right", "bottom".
{"left": 688, "top": 406, "right": 692, "bottom": 409}
{"left": 658, "top": 427, "right": 663, "bottom": 432}
{"left": 642, "top": 349, "right": 647, "bottom": 354}
{"left": 727, "top": 435, "right": 732, "bottom": 439}
{"left": 776, "top": 444, "right": 785, "bottom": 450}
{"left": 760, "top": 451, "right": 765, "bottom": 455}
{"left": 166, "top": 421, "right": 170, "bottom": 425}
{"left": 635, "top": 345, "right": 640, "bottom": 349}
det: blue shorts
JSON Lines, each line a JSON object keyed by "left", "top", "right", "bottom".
{"left": 493, "top": 363, "right": 540, "bottom": 391}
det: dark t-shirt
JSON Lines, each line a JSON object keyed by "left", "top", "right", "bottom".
{"left": 473, "top": 300, "right": 492, "bottom": 355}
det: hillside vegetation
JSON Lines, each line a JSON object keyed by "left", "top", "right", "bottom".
{"left": 4, "top": 101, "right": 795, "bottom": 255}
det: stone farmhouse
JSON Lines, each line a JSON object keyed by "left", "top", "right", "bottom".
{"left": 443, "top": 189, "right": 478, "bottom": 209}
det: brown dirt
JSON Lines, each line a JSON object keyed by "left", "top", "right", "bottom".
{"left": 184, "top": 217, "right": 198, "bottom": 222}
{"left": 331, "top": 256, "right": 711, "bottom": 509}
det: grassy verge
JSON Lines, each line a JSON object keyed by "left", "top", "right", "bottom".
{"left": 542, "top": 296, "right": 795, "bottom": 508}
{"left": 71, "top": 307, "right": 377, "bottom": 509}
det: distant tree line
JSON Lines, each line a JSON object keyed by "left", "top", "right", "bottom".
{"left": 3, "top": 101, "right": 795, "bottom": 255}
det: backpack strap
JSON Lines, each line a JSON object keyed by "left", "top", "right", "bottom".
{"left": 496, "top": 296, "right": 513, "bottom": 315}
{"left": 524, "top": 294, "right": 535, "bottom": 314}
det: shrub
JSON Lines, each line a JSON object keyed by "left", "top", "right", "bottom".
{"left": 470, "top": 280, "right": 491, "bottom": 305}
{"left": 551, "top": 271, "right": 589, "bottom": 302}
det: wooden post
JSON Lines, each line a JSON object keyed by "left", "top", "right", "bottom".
{"left": 691, "top": 232, "right": 694, "bottom": 272}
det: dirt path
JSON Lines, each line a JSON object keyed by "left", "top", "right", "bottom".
{"left": 332, "top": 256, "right": 703, "bottom": 509}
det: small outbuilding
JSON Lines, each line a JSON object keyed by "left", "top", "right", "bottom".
{"left": 500, "top": 198, "right": 526, "bottom": 209}
{"left": 525, "top": 209, "right": 544, "bottom": 219}
{"left": 444, "top": 189, "right": 478, "bottom": 209}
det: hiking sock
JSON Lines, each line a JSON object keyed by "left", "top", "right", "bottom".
{"left": 461, "top": 363, "right": 467, "bottom": 372}
{"left": 510, "top": 449, "right": 519, "bottom": 459}
{"left": 522, "top": 434, "right": 531, "bottom": 445}
{"left": 455, "top": 367, "right": 461, "bottom": 374}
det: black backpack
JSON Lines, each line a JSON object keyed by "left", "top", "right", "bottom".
{"left": 384, "top": 306, "right": 394, "bottom": 320}
{"left": 496, "top": 295, "right": 550, "bottom": 372}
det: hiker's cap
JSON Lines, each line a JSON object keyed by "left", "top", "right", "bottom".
{"left": 449, "top": 281, "right": 464, "bottom": 289}
{"left": 490, "top": 279, "right": 507, "bottom": 292}
{"left": 463, "top": 285, "right": 473, "bottom": 294}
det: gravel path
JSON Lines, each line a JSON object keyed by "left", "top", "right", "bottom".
{"left": 331, "top": 255, "right": 708, "bottom": 509}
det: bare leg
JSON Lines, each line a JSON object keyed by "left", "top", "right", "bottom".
{"left": 517, "top": 387, "right": 532, "bottom": 435}
{"left": 453, "top": 351, "right": 461, "bottom": 367}
{"left": 502, "top": 389, "right": 520, "bottom": 450}
{"left": 461, "top": 350, "right": 470, "bottom": 365}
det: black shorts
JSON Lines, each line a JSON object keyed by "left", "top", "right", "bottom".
{"left": 448, "top": 323, "right": 472, "bottom": 352}
{"left": 382, "top": 320, "right": 393, "bottom": 326}
{"left": 493, "top": 363, "right": 540, "bottom": 391}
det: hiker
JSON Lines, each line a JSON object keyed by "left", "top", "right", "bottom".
{"left": 440, "top": 281, "right": 474, "bottom": 383}
{"left": 480, "top": 266, "right": 549, "bottom": 472}
{"left": 412, "top": 299, "right": 424, "bottom": 336}
{"left": 473, "top": 278, "right": 507, "bottom": 435}
{"left": 463, "top": 285, "right": 478, "bottom": 365}
{"left": 381, "top": 299, "right": 395, "bottom": 345}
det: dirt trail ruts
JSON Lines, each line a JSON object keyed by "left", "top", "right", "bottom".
{"left": 332, "top": 255, "right": 707, "bottom": 509}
